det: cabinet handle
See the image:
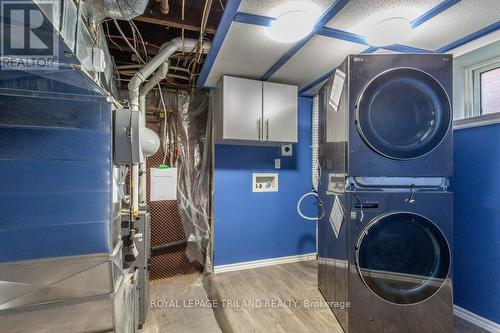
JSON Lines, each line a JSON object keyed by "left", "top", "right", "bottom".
{"left": 266, "top": 119, "right": 269, "bottom": 141}
{"left": 257, "top": 118, "right": 261, "bottom": 141}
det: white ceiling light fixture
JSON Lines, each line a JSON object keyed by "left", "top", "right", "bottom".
{"left": 266, "top": 1, "right": 321, "bottom": 43}
{"left": 365, "top": 17, "right": 412, "bottom": 47}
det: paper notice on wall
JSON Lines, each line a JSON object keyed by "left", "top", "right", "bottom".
{"left": 329, "top": 195, "right": 345, "bottom": 238}
{"left": 329, "top": 69, "right": 346, "bottom": 112}
{"left": 150, "top": 167, "right": 177, "bottom": 201}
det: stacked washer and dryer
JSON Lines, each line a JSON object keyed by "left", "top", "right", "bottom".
{"left": 317, "top": 54, "right": 453, "bottom": 333}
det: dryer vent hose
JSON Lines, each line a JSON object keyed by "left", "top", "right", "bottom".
{"left": 297, "top": 95, "right": 322, "bottom": 221}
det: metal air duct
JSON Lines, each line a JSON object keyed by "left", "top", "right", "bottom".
{"left": 85, "top": 0, "right": 149, "bottom": 23}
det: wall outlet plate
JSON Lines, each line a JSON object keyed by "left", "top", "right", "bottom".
{"left": 281, "top": 144, "right": 293, "bottom": 156}
{"left": 253, "top": 173, "right": 278, "bottom": 192}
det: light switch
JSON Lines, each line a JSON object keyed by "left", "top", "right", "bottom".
{"left": 275, "top": 159, "right": 281, "bottom": 169}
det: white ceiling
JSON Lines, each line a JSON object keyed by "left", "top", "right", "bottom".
{"left": 204, "top": 0, "right": 500, "bottom": 94}
{"left": 270, "top": 35, "right": 367, "bottom": 87}
{"left": 238, "top": 0, "right": 335, "bottom": 17}
{"left": 324, "top": 0, "right": 442, "bottom": 34}
{"left": 205, "top": 23, "right": 296, "bottom": 86}
{"left": 404, "top": 0, "right": 500, "bottom": 50}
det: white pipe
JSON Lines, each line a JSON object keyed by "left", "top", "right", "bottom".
{"left": 128, "top": 37, "right": 211, "bottom": 214}
{"left": 138, "top": 63, "right": 169, "bottom": 205}
{"left": 128, "top": 37, "right": 211, "bottom": 112}
{"left": 132, "top": 164, "right": 139, "bottom": 214}
{"left": 297, "top": 192, "right": 324, "bottom": 221}
{"left": 139, "top": 62, "right": 170, "bottom": 114}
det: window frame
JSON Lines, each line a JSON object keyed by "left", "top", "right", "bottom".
{"left": 465, "top": 56, "right": 500, "bottom": 118}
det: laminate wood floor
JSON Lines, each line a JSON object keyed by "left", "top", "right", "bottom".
{"left": 143, "top": 260, "right": 489, "bottom": 333}
{"left": 204, "top": 260, "right": 343, "bottom": 333}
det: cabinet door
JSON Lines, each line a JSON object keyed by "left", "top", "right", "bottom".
{"left": 223, "top": 76, "right": 263, "bottom": 141}
{"left": 263, "top": 82, "right": 297, "bottom": 143}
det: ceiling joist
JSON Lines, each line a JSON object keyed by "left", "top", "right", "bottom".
{"left": 134, "top": 15, "right": 217, "bottom": 34}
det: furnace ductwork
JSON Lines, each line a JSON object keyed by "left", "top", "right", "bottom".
{"left": 85, "top": 0, "right": 149, "bottom": 23}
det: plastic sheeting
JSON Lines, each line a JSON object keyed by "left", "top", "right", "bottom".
{"left": 176, "top": 92, "right": 212, "bottom": 271}
{"left": 146, "top": 89, "right": 212, "bottom": 271}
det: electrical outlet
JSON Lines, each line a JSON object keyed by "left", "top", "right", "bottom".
{"left": 281, "top": 144, "right": 293, "bottom": 156}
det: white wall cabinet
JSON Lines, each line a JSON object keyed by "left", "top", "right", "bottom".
{"left": 214, "top": 76, "right": 297, "bottom": 145}
{"left": 263, "top": 81, "right": 298, "bottom": 143}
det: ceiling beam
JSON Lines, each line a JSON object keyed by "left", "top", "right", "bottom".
{"left": 134, "top": 15, "right": 217, "bottom": 34}
{"left": 411, "top": 0, "right": 461, "bottom": 28}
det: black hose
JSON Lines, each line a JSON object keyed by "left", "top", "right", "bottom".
{"left": 151, "top": 239, "right": 187, "bottom": 252}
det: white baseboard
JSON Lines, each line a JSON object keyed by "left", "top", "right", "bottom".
{"left": 454, "top": 305, "right": 500, "bottom": 333}
{"left": 214, "top": 253, "right": 317, "bottom": 274}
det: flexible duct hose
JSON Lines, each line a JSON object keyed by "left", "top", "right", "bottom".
{"left": 297, "top": 95, "right": 321, "bottom": 221}
{"left": 312, "top": 95, "right": 319, "bottom": 191}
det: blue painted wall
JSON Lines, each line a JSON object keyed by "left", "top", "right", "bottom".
{"left": 213, "top": 96, "right": 317, "bottom": 265}
{"left": 453, "top": 123, "right": 500, "bottom": 323}
{"left": 0, "top": 87, "right": 112, "bottom": 262}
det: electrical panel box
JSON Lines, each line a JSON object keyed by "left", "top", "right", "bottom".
{"left": 253, "top": 173, "right": 279, "bottom": 192}
{"left": 113, "top": 109, "right": 141, "bottom": 164}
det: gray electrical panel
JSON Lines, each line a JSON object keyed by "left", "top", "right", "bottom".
{"left": 113, "top": 109, "right": 141, "bottom": 164}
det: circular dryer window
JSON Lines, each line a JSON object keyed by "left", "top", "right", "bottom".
{"left": 356, "top": 68, "right": 451, "bottom": 159}
{"left": 356, "top": 212, "right": 450, "bottom": 305}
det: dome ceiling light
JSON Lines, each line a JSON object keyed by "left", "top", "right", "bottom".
{"left": 266, "top": 1, "right": 321, "bottom": 43}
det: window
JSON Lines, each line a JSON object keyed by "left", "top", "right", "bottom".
{"left": 465, "top": 57, "right": 500, "bottom": 118}
{"left": 480, "top": 66, "right": 500, "bottom": 115}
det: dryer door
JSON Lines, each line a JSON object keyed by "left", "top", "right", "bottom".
{"left": 356, "top": 68, "right": 451, "bottom": 160}
{"left": 355, "top": 212, "right": 450, "bottom": 305}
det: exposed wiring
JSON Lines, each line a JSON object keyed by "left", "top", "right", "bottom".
{"left": 104, "top": 21, "right": 124, "bottom": 51}
{"left": 105, "top": 34, "right": 162, "bottom": 50}
{"left": 158, "top": 86, "right": 169, "bottom": 165}
{"left": 113, "top": 19, "right": 145, "bottom": 64}
{"left": 129, "top": 20, "right": 148, "bottom": 60}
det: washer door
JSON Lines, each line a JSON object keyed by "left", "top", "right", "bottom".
{"left": 356, "top": 212, "right": 450, "bottom": 305}
{"left": 356, "top": 68, "right": 451, "bottom": 160}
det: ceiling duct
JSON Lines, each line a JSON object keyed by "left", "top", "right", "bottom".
{"left": 85, "top": 0, "right": 149, "bottom": 23}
